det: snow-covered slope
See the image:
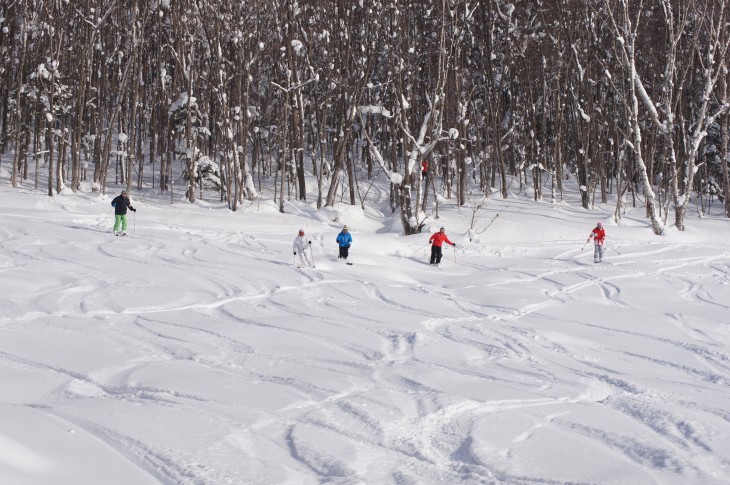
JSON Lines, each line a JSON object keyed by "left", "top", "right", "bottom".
{"left": 1, "top": 182, "right": 729, "bottom": 485}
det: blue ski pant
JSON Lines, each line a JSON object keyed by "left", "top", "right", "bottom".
{"left": 594, "top": 243, "right": 604, "bottom": 262}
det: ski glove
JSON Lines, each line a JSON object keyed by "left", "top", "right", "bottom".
{"left": 293, "top": 252, "right": 297, "bottom": 255}
{"left": 453, "top": 243, "right": 456, "bottom": 247}
{"left": 308, "top": 241, "right": 312, "bottom": 244}
{"left": 131, "top": 208, "right": 137, "bottom": 212}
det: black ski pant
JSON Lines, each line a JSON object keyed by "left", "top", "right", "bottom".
{"left": 430, "top": 245, "right": 443, "bottom": 264}
{"left": 338, "top": 245, "right": 350, "bottom": 259}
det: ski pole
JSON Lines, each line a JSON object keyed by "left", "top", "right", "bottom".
{"left": 309, "top": 241, "right": 315, "bottom": 267}
{"left": 609, "top": 246, "right": 621, "bottom": 255}
{"left": 453, "top": 244, "right": 457, "bottom": 264}
{"left": 133, "top": 210, "right": 136, "bottom": 234}
{"left": 97, "top": 207, "right": 113, "bottom": 229}
{"left": 410, "top": 242, "right": 429, "bottom": 257}
{"left": 425, "top": 243, "right": 433, "bottom": 264}
{"left": 483, "top": 212, "right": 500, "bottom": 232}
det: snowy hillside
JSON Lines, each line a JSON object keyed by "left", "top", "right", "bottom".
{"left": 1, "top": 180, "right": 729, "bottom": 485}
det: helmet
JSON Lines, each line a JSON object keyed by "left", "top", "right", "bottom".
{"left": 121, "top": 189, "right": 128, "bottom": 194}
{"left": 596, "top": 222, "right": 603, "bottom": 227}
{"left": 439, "top": 227, "right": 445, "bottom": 232}
{"left": 343, "top": 225, "right": 348, "bottom": 231}
{"left": 298, "top": 229, "right": 304, "bottom": 235}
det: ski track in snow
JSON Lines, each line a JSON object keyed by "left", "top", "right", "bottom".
{"left": 1, "top": 193, "right": 730, "bottom": 485}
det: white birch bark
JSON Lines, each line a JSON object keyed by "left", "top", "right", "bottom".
{"left": 602, "top": 0, "right": 663, "bottom": 234}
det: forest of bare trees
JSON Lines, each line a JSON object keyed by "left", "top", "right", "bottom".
{"left": 0, "top": 0, "right": 728, "bottom": 234}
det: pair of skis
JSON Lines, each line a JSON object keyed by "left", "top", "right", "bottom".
{"left": 294, "top": 260, "right": 353, "bottom": 268}
{"left": 293, "top": 258, "right": 353, "bottom": 269}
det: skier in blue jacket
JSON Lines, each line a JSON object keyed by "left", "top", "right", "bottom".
{"left": 336, "top": 225, "right": 352, "bottom": 261}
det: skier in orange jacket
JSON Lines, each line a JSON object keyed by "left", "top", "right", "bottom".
{"left": 428, "top": 227, "right": 455, "bottom": 265}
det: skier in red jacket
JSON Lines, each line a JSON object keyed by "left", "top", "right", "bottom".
{"left": 428, "top": 227, "right": 455, "bottom": 265}
{"left": 587, "top": 222, "right": 606, "bottom": 263}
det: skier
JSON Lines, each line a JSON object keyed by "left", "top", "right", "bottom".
{"left": 293, "top": 229, "right": 314, "bottom": 268}
{"left": 587, "top": 221, "right": 606, "bottom": 263}
{"left": 111, "top": 188, "right": 136, "bottom": 236}
{"left": 421, "top": 159, "right": 429, "bottom": 179}
{"left": 428, "top": 227, "right": 455, "bottom": 265}
{"left": 336, "top": 225, "right": 352, "bottom": 262}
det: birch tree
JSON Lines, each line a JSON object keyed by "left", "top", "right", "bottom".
{"left": 600, "top": 0, "right": 663, "bottom": 234}
{"left": 671, "top": 0, "right": 729, "bottom": 229}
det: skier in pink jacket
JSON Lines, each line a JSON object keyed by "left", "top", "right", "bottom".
{"left": 587, "top": 222, "right": 606, "bottom": 263}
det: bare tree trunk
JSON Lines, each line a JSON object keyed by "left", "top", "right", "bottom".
{"left": 11, "top": 0, "right": 29, "bottom": 188}
{"left": 45, "top": 5, "right": 57, "bottom": 197}
{"left": 100, "top": 4, "right": 148, "bottom": 194}
{"left": 601, "top": 0, "right": 663, "bottom": 234}
{"left": 675, "top": 1, "right": 729, "bottom": 229}
{"left": 722, "top": 110, "right": 729, "bottom": 218}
